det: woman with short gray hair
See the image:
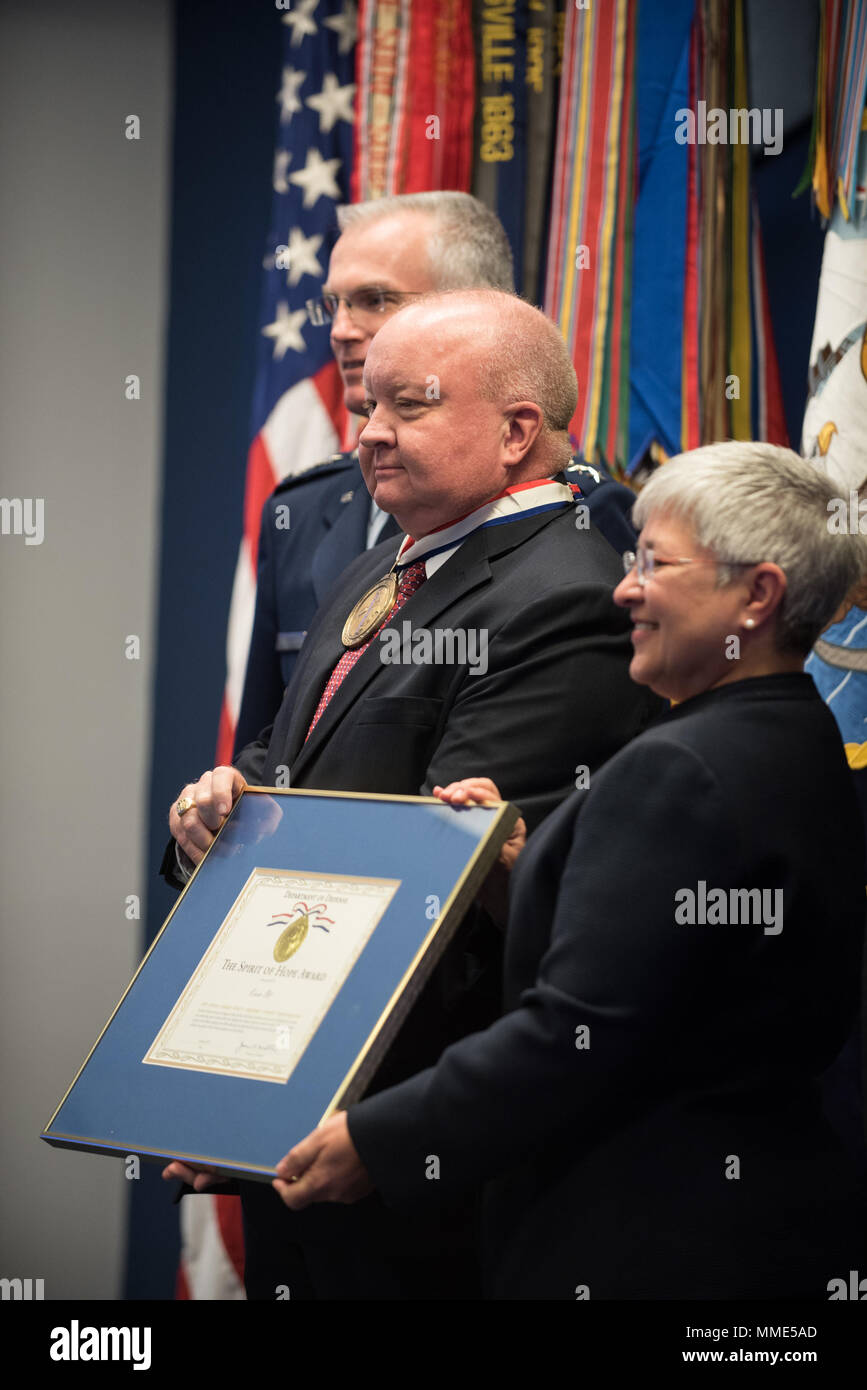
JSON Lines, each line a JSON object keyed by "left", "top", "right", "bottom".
{"left": 631, "top": 440, "right": 864, "bottom": 657}
{"left": 275, "top": 442, "right": 867, "bottom": 1301}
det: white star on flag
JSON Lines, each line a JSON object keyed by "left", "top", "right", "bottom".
{"left": 288, "top": 147, "right": 342, "bottom": 209}
{"left": 282, "top": 0, "right": 318, "bottom": 47}
{"left": 262, "top": 302, "right": 308, "bottom": 360}
{"left": 323, "top": 1, "right": 358, "bottom": 56}
{"left": 276, "top": 66, "right": 305, "bottom": 123}
{"left": 306, "top": 73, "right": 356, "bottom": 134}
{"left": 284, "top": 227, "right": 324, "bottom": 286}
{"left": 272, "top": 149, "right": 291, "bottom": 194}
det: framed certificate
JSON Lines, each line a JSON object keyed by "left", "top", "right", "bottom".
{"left": 41, "top": 788, "right": 518, "bottom": 1181}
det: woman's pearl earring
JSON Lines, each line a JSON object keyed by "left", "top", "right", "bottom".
{"left": 744, "top": 618, "right": 755, "bottom": 629}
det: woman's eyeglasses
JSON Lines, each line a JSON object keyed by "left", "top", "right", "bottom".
{"left": 622, "top": 545, "right": 760, "bottom": 586}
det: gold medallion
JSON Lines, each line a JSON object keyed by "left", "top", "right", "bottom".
{"left": 341, "top": 571, "right": 399, "bottom": 648}
{"left": 273, "top": 913, "right": 309, "bottom": 962}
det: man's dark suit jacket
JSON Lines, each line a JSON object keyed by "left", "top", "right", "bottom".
{"left": 348, "top": 674, "right": 867, "bottom": 1299}
{"left": 234, "top": 452, "right": 399, "bottom": 752}
{"left": 171, "top": 501, "right": 662, "bottom": 1299}
{"left": 233, "top": 451, "right": 639, "bottom": 752}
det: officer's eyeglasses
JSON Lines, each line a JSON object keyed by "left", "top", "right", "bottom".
{"left": 306, "top": 289, "right": 424, "bottom": 326}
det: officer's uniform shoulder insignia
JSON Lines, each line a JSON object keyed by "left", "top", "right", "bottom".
{"left": 566, "top": 461, "right": 603, "bottom": 485}
{"left": 271, "top": 449, "right": 359, "bottom": 497}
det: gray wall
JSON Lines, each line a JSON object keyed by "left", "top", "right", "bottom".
{"left": 0, "top": 0, "right": 172, "bottom": 1299}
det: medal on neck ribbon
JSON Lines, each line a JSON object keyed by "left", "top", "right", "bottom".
{"left": 340, "top": 568, "right": 400, "bottom": 648}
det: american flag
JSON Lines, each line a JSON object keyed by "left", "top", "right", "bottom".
{"left": 180, "top": 0, "right": 359, "bottom": 1302}
{"left": 214, "top": 0, "right": 359, "bottom": 769}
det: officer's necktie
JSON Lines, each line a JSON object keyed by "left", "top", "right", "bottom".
{"left": 305, "top": 560, "right": 427, "bottom": 740}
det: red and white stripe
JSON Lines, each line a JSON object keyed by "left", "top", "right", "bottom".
{"left": 180, "top": 366, "right": 350, "bottom": 1303}
{"left": 177, "top": 1193, "right": 248, "bottom": 1302}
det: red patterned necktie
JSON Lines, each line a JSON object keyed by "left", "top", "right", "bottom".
{"left": 305, "top": 560, "right": 427, "bottom": 740}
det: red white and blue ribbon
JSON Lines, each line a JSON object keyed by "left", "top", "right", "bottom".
{"left": 395, "top": 478, "right": 575, "bottom": 574}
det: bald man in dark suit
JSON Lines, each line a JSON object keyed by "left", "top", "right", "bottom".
{"left": 163, "top": 289, "right": 662, "bottom": 1299}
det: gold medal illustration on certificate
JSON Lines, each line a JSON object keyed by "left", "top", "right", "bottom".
{"left": 272, "top": 901, "right": 333, "bottom": 961}
{"left": 143, "top": 870, "right": 400, "bottom": 1084}
{"left": 341, "top": 570, "right": 399, "bottom": 648}
{"left": 272, "top": 912, "right": 309, "bottom": 962}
